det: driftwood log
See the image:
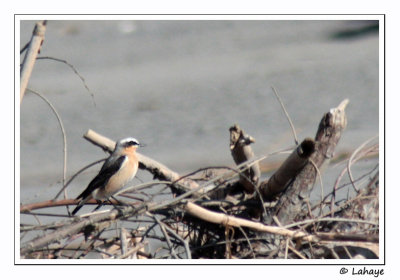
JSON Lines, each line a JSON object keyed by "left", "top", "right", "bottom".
{"left": 272, "top": 99, "right": 349, "bottom": 225}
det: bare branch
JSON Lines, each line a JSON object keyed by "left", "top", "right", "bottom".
{"left": 20, "top": 20, "right": 47, "bottom": 103}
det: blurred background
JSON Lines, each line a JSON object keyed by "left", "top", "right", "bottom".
{"left": 19, "top": 20, "right": 379, "bottom": 204}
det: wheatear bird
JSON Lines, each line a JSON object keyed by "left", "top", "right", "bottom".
{"left": 72, "top": 137, "right": 141, "bottom": 215}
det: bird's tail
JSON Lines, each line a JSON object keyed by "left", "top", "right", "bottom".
{"left": 71, "top": 200, "right": 84, "bottom": 215}
{"left": 72, "top": 197, "right": 89, "bottom": 215}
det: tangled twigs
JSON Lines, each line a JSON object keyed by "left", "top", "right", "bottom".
{"left": 184, "top": 202, "right": 318, "bottom": 242}
{"left": 184, "top": 202, "right": 378, "bottom": 244}
{"left": 20, "top": 98, "right": 379, "bottom": 259}
{"left": 20, "top": 201, "right": 155, "bottom": 256}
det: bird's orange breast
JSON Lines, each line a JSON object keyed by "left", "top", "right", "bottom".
{"left": 94, "top": 152, "right": 138, "bottom": 199}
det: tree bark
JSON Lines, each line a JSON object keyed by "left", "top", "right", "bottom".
{"left": 273, "top": 99, "right": 349, "bottom": 225}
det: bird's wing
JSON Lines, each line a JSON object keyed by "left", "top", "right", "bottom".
{"left": 76, "top": 155, "right": 127, "bottom": 200}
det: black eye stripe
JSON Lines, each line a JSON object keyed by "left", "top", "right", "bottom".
{"left": 118, "top": 138, "right": 140, "bottom": 148}
{"left": 124, "top": 140, "right": 138, "bottom": 147}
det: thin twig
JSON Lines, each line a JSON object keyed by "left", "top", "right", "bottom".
{"left": 37, "top": 56, "right": 96, "bottom": 106}
{"left": 53, "top": 158, "right": 106, "bottom": 201}
{"left": 288, "top": 245, "right": 307, "bottom": 259}
{"left": 271, "top": 86, "right": 298, "bottom": 145}
{"left": 284, "top": 238, "right": 289, "bottom": 259}
{"left": 114, "top": 180, "right": 176, "bottom": 196}
{"left": 163, "top": 223, "right": 192, "bottom": 259}
{"left": 347, "top": 135, "right": 378, "bottom": 193}
{"left": 284, "top": 217, "right": 379, "bottom": 229}
{"left": 152, "top": 215, "right": 178, "bottom": 259}
{"left": 237, "top": 226, "right": 256, "bottom": 259}
{"left": 26, "top": 88, "right": 68, "bottom": 202}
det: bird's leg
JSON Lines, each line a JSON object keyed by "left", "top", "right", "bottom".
{"left": 92, "top": 199, "right": 105, "bottom": 212}
{"left": 110, "top": 195, "right": 129, "bottom": 206}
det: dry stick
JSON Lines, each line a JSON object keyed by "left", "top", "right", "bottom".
{"left": 150, "top": 212, "right": 192, "bottom": 259}
{"left": 120, "top": 228, "right": 129, "bottom": 256}
{"left": 26, "top": 89, "right": 68, "bottom": 201}
{"left": 115, "top": 180, "right": 175, "bottom": 196}
{"left": 21, "top": 199, "right": 77, "bottom": 212}
{"left": 284, "top": 217, "right": 378, "bottom": 229}
{"left": 163, "top": 224, "right": 192, "bottom": 259}
{"left": 316, "top": 232, "right": 378, "bottom": 243}
{"left": 21, "top": 197, "right": 133, "bottom": 212}
{"left": 20, "top": 20, "right": 47, "bottom": 103}
{"left": 260, "top": 138, "right": 315, "bottom": 199}
{"left": 273, "top": 215, "right": 307, "bottom": 259}
{"left": 237, "top": 226, "right": 256, "bottom": 259}
{"left": 284, "top": 238, "right": 289, "bottom": 259}
{"left": 152, "top": 215, "right": 178, "bottom": 259}
{"left": 288, "top": 245, "right": 307, "bottom": 259}
{"left": 184, "top": 202, "right": 319, "bottom": 243}
{"left": 120, "top": 242, "right": 147, "bottom": 259}
{"left": 274, "top": 99, "right": 349, "bottom": 225}
{"left": 343, "top": 246, "right": 353, "bottom": 259}
{"left": 229, "top": 124, "right": 261, "bottom": 193}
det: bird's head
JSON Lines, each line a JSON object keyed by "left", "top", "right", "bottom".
{"left": 115, "top": 137, "right": 143, "bottom": 152}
